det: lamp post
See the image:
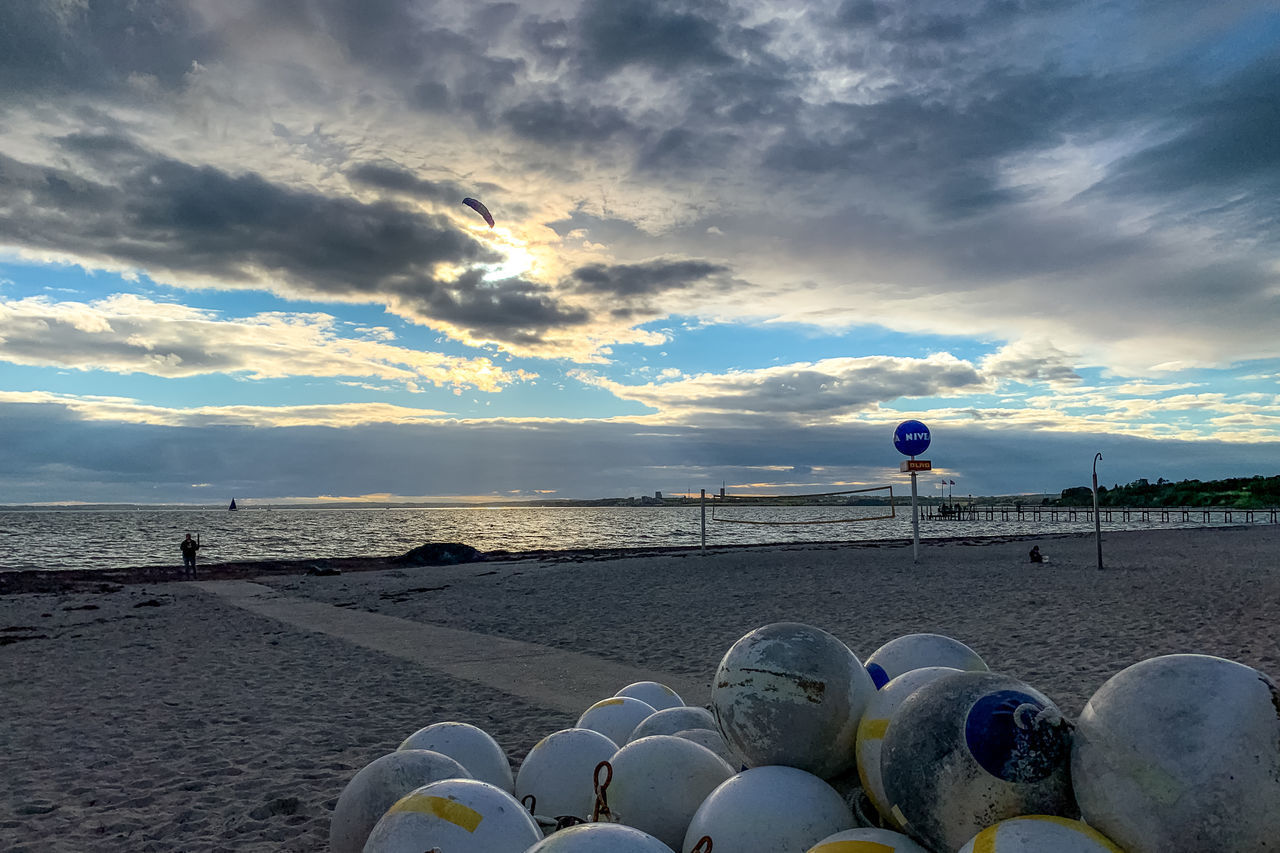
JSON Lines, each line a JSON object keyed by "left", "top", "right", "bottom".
{"left": 1092, "top": 452, "right": 1103, "bottom": 570}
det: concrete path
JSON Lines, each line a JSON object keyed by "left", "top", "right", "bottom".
{"left": 189, "top": 580, "right": 709, "bottom": 714}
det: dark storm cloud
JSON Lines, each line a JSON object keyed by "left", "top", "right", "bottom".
{"left": 761, "top": 68, "right": 1129, "bottom": 218}
{"left": 0, "top": 135, "right": 584, "bottom": 338}
{"left": 572, "top": 0, "right": 736, "bottom": 78}
{"left": 1091, "top": 58, "right": 1280, "bottom": 236}
{"left": 345, "top": 163, "right": 466, "bottom": 203}
{"left": 2, "top": 400, "right": 1275, "bottom": 503}
{"left": 260, "top": 0, "right": 526, "bottom": 118}
{"left": 0, "top": 0, "right": 219, "bottom": 100}
{"left": 500, "top": 97, "right": 633, "bottom": 145}
{"left": 570, "top": 259, "right": 732, "bottom": 297}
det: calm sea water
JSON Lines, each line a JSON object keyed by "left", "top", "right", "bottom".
{"left": 0, "top": 504, "right": 1261, "bottom": 572}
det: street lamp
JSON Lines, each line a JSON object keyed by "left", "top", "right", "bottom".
{"left": 1092, "top": 452, "right": 1103, "bottom": 570}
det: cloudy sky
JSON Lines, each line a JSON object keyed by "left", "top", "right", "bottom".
{"left": 1, "top": 0, "right": 1277, "bottom": 505}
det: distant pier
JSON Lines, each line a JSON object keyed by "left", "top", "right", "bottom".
{"left": 924, "top": 505, "right": 1279, "bottom": 525}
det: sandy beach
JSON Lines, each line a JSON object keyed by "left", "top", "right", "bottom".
{"left": 2, "top": 525, "right": 1277, "bottom": 852}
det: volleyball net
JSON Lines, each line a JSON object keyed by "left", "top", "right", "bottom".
{"left": 709, "top": 485, "right": 896, "bottom": 525}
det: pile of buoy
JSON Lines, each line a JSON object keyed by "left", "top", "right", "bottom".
{"left": 331, "top": 622, "right": 1280, "bottom": 852}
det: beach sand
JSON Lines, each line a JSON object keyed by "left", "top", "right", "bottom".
{"left": 2, "top": 525, "right": 1276, "bottom": 851}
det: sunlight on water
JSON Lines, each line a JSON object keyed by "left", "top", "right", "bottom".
{"left": 0, "top": 505, "right": 1262, "bottom": 572}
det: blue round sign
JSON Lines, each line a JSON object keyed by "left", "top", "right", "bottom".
{"left": 894, "top": 420, "right": 931, "bottom": 457}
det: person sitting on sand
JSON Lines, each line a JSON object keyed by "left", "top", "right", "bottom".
{"left": 181, "top": 533, "right": 200, "bottom": 577}
{"left": 1029, "top": 545, "right": 1044, "bottom": 564}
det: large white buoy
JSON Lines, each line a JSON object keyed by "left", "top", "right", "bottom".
{"left": 514, "top": 728, "right": 619, "bottom": 822}
{"left": 627, "top": 705, "right": 717, "bottom": 742}
{"left": 616, "top": 681, "right": 685, "bottom": 711}
{"left": 329, "top": 749, "right": 471, "bottom": 853}
{"left": 362, "top": 777, "right": 542, "bottom": 853}
{"left": 671, "top": 728, "right": 739, "bottom": 767}
{"left": 1071, "top": 654, "right": 1280, "bottom": 853}
{"left": 398, "top": 721, "right": 515, "bottom": 793}
{"left": 576, "top": 696, "right": 658, "bottom": 746}
{"left": 854, "top": 666, "right": 960, "bottom": 828}
{"left": 711, "top": 622, "right": 875, "bottom": 779}
{"left": 956, "top": 815, "right": 1124, "bottom": 852}
{"left": 682, "top": 765, "right": 855, "bottom": 853}
{"left": 806, "top": 826, "right": 930, "bottom": 853}
{"left": 864, "top": 633, "right": 987, "bottom": 689}
{"left": 526, "top": 821, "right": 676, "bottom": 852}
{"left": 881, "top": 671, "right": 1075, "bottom": 853}
{"left": 606, "top": 735, "right": 736, "bottom": 850}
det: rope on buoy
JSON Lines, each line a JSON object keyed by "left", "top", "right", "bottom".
{"left": 591, "top": 759, "right": 615, "bottom": 822}
{"left": 691, "top": 835, "right": 713, "bottom": 852}
{"left": 555, "top": 815, "right": 587, "bottom": 831}
{"left": 849, "top": 786, "right": 884, "bottom": 829}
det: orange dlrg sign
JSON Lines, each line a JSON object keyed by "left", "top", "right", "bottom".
{"left": 900, "top": 459, "right": 932, "bottom": 472}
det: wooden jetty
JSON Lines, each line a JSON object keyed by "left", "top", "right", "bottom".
{"left": 925, "top": 505, "right": 1279, "bottom": 525}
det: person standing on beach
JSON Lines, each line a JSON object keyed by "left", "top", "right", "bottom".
{"left": 181, "top": 533, "right": 200, "bottom": 577}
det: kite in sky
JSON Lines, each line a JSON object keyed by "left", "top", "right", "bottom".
{"left": 462, "top": 197, "right": 494, "bottom": 227}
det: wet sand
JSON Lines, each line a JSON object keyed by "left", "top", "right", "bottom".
{"left": 2, "top": 525, "right": 1276, "bottom": 851}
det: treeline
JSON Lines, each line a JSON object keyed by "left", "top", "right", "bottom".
{"left": 1055, "top": 475, "right": 1280, "bottom": 509}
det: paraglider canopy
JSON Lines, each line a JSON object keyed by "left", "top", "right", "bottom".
{"left": 462, "top": 197, "right": 494, "bottom": 227}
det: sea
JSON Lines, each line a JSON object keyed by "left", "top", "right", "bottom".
{"left": 0, "top": 504, "right": 1263, "bottom": 573}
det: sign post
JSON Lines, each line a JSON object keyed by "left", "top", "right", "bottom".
{"left": 893, "top": 420, "right": 932, "bottom": 563}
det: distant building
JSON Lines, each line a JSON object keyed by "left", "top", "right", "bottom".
{"left": 655, "top": 491, "right": 662, "bottom": 499}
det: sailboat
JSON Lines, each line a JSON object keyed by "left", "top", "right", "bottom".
{"left": 228, "top": 498, "right": 238, "bottom": 511}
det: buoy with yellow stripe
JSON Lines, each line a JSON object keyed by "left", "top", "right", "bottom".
{"left": 880, "top": 671, "right": 1075, "bottom": 853}
{"left": 616, "top": 680, "right": 685, "bottom": 711}
{"left": 680, "top": 765, "right": 855, "bottom": 853}
{"left": 525, "top": 821, "right": 676, "bottom": 851}
{"left": 863, "top": 633, "right": 987, "bottom": 689}
{"left": 576, "top": 696, "right": 658, "bottom": 746}
{"left": 606, "top": 734, "right": 736, "bottom": 849}
{"left": 711, "top": 622, "right": 875, "bottom": 779}
{"left": 399, "top": 721, "right": 515, "bottom": 793}
{"left": 362, "top": 777, "right": 542, "bottom": 853}
{"left": 514, "top": 728, "right": 619, "bottom": 823}
{"left": 956, "top": 815, "right": 1124, "bottom": 852}
{"left": 329, "top": 749, "right": 471, "bottom": 853}
{"left": 853, "top": 666, "right": 960, "bottom": 829}
{"left": 1070, "top": 654, "right": 1280, "bottom": 853}
{"left": 805, "top": 826, "right": 929, "bottom": 853}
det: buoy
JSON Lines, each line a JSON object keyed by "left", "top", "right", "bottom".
{"left": 606, "top": 735, "right": 736, "bottom": 849}
{"left": 671, "top": 728, "right": 739, "bottom": 766}
{"left": 682, "top": 765, "right": 855, "bottom": 853}
{"left": 329, "top": 749, "right": 471, "bottom": 853}
{"left": 616, "top": 681, "right": 685, "bottom": 711}
{"left": 807, "top": 826, "right": 930, "bottom": 853}
{"left": 1071, "top": 654, "right": 1280, "bottom": 853}
{"left": 881, "top": 671, "right": 1075, "bottom": 853}
{"left": 864, "top": 633, "right": 987, "bottom": 689}
{"left": 514, "top": 728, "right": 619, "bottom": 822}
{"left": 956, "top": 815, "right": 1124, "bottom": 852}
{"left": 576, "top": 696, "right": 657, "bottom": 747}
{"left": 628, "top": 705, "right": 717, "bottom": 742}
{"left": 398, "top": 721, "right": 515, "bottom": 793}
{"left": 362, "top": 777, "right": 542, "bottom": 853}
{"left": 854, "top": 666, "right": 960, "bottom": 828}
{"left": 711, "top": 622, "right": 875, "bottom": 779}
{"left": 525, "top": 821, "right": 676, "bottom": 851}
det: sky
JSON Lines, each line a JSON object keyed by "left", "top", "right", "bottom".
{"left": 0, "top": 0, "right": 1277, "bottom": 505}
